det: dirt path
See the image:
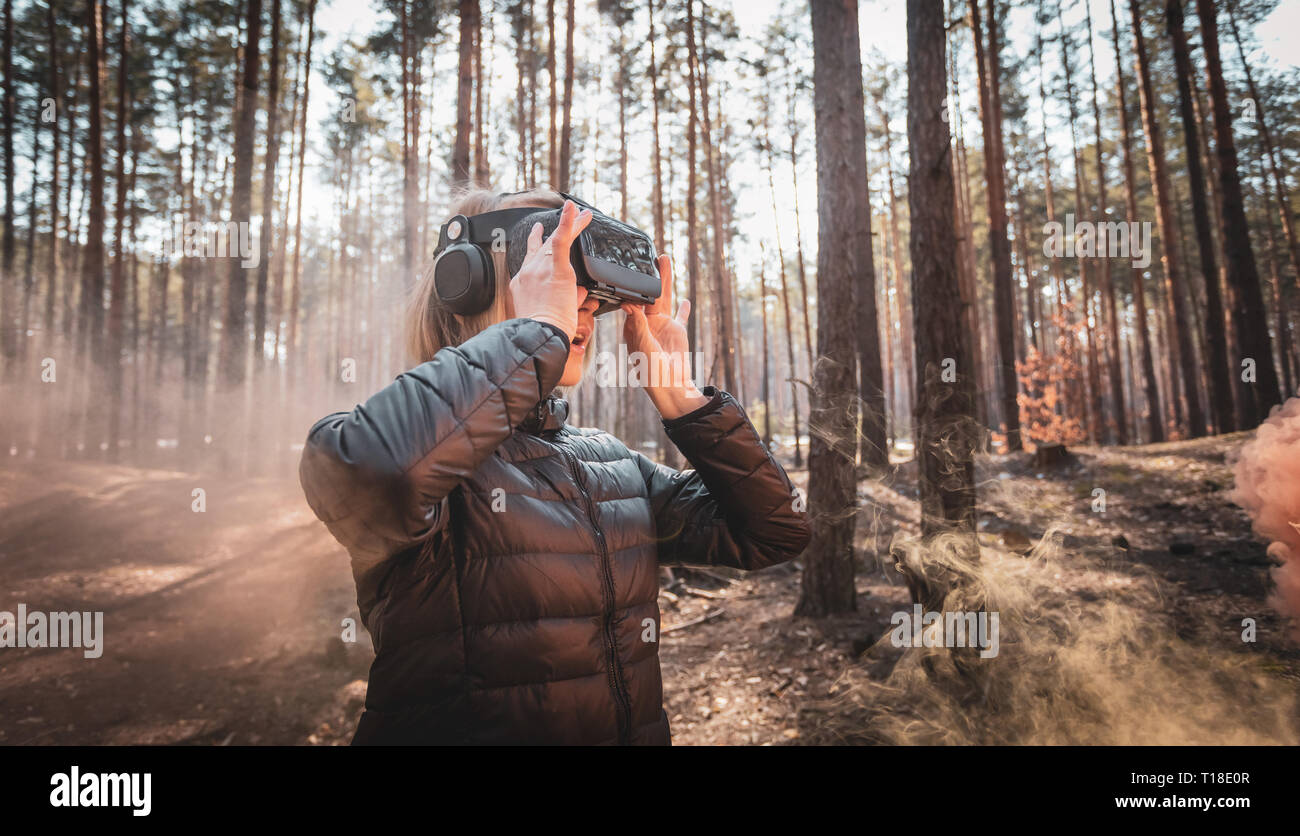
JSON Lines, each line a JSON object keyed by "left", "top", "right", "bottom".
{"left": 0, "top": 461, "right": 369, "bottom": 745}
{"left": 1, "top": 433, "right": 1295, "bottom": 745}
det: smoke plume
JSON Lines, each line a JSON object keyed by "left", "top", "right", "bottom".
{"left": 1232, "top": 396, "right": 1300, "bottom": 640}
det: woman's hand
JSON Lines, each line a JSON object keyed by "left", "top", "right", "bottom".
{"left": 509, "top": 200, "right": 593, "bottom": 341}
{"left": 622, "top": 255, "right": 710, "bottom": 420}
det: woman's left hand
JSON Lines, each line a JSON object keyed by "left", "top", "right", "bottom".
{"left": 622, "top": 254, "right": 710, "bottom": 420}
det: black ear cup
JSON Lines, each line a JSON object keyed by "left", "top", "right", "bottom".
{"left": 433, "top": 242, "right": 495, "bottom": 315}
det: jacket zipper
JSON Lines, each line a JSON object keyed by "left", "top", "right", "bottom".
{"left": 559, "top": 441, "right": 633, "bottom": 744}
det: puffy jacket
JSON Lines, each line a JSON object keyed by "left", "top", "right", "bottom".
{"left": 299, "top": 317, "right": 811, "bottom": 745}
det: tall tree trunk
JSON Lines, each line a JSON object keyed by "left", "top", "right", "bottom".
{"left": 1192, "top": 71, "right": 1250, "bottom": 430}
{"left": 1086, "top": 0, "right": 1126, "bottom": 442}
{"left": 1055, "top": 2, "right": 1103, "bottom": 443}
{"left": 1258, "top": 146, "right": 1300, "bottom": 395}
{"left": 759, "top": 249, "right": 771, "bottom": 448}
{"left": 693, "top": 1, "right": 737, "bottom": 397}
{"left": 107, "top": 0, "right": 129, "bottom": 459}
{"left": 1257, "top": 149, "right": 1294, "bottom": 395}
{"left": 648, "top": 0, "right": 665, "bottom": 252}
{"left": 21, "top": 83, "right": 40, "bottom": 363}
{"left": 797, "top": 0, "right": 870, "bottom": 617}
{"left": 274, "top": 0, "right": 304, "bottom": 357}
{"left": 557, "top": 0, "right": 574, "bottom": 190}
{"left": 1110, "top": 0, "right": 1161, "bottom": 442}
{"left": 1165, "top": 0, "right": 1233, "bottom": 433}
{"left": 255, "top": 0, "right": 282, "bottom": 368}
{"left": 948, "top": 28, "right": 985, "bottom": 426}
{"left": 876, "top": 93, "right": 914, "bottom": 434}
{"left": 474, "top": 10, "right": 490, "bottom": 185}
{"left": 45, "top": 0, "right": 62, "bottom": 340}
{"left": 1036, "top": 23, "right": 1065, "bottom": 358}
{"left": 1, "top": 0, "right": 14, "bottom": 365}
{"left": 288, "top": 0, "right": 315, "bottom": 355}
{"left": 1195, "top": 0, "right": 1282, "bottom": 422}
{"left": 220, "top": 0, "right": 260, "bottom": 388}
{"left": 766, "top": 106, "right": 803, "bottom": 467}
{"left": 787, "top": 79, "right": 814, "bottom": 376}
{"left": 1225, "top": 3, "right": 1300, "bottom": 324}
{"left": 908, "top": 0, "right": 976, "bottom": 546}
{"left": 513, "top": 3, "right": 527, "bottom": 183}
{"left": 684, "top": 0, "right": 698, "bottom": 355}
{"left": 1129, "top": 0, "right": 1204, "bottom": 437}
{"left": 452, "top": 0, "right": 476, "bottom": 183}
{"left": 82, "top": 0, "right": 107, "bottom": 361}
{"left": 969, "top": 0, "right": 1020, "bottom": 449}
{"left": 526, "top": 0, "right": 537, "bottom": 185}
{"left": 400, "top": 0, "right": 412, "bottom": 266}
{"left": 62, "top": 26, "right": 83, "bottom": 344}
{"left": 546, "top": 0, "right": 556, "bottom": 186}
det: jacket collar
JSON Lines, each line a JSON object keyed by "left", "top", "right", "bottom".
{"left": 518, "top": 393, "right": 569, "bottom": 434}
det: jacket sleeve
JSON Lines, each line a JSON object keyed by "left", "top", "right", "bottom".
{"left": 299, "top": 318, "right": 569, "bottom": 615}
{"left": 634, "top": 386, "right": 811, "bottom": 571}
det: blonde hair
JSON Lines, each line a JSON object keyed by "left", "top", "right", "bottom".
{"left": 404, "top": 187, "right": 566, "bottom": 365}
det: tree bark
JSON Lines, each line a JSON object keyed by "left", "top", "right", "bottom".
{"left": 453, "top": 0, "right": 476, "bottom": 184}
{"left": 219, "top": 0, "right": 260, "bottom": 387}
{"left": 546, "top": 0, "right": 556, "bottom": 186}
{"left": 1110, "top": 0, "right": 1161, "bottom": 442}
{"left": 1, "top": 0, "right": 14, "bottom": 364}
{"left": 107, "top": 0, "right": 129, "bottom": 458}
{"left": 255, "top": 0, "right": 282, "bottom": 368}
{"left": 45, "top": 0, "right": 61, "bottom": 339}
{"left": 908, "top": 0, "right": 976, "bottom": 541}
{"left": 1195, "top": 0, "right": 1282, "bottom": 422}
{"left": 1225, "top": 3, "right": 1300, "bottom": 343}
{"left": 1086, "top": 0, "right": 1126, "bottom": 442}
{"left": 797, "top": 0, "right": 869, "bottom": 617}
{"left": 558, "top": 0, "right": 574, "bottom": 190}
{"left": 288, "top": 0, "right": 315, "bottom": 355}
{"left": 1165, "top": 0, "right": 1234, "bottom": 433}
{"left": 474, "top": 9, "right": 489, "bottom": 185}
{"left": 783, "top": 70, "right": 815, "bottom": 381}
{"left": 766, "top": 103, "right": 803, "bottom": 467}
{"left": 648, "top": 0, "right": 665, "bottom": 252}
{"left": 968, "top": 0, "right": 1020, "bottom": 449}
{"left": 684, "top": 0, "right": 698, "bottom": 355}
{"left": 1129, "top": 0, "right": 1204, "bottom": 437}
{"left": 82, "top": 0, "right": 107, "bottom": 360}
{"left": 692, "top": 1, "right": 737, "bottom": 396}
{"left": 1055, "top": 2, "right": 1103, "bottom": 443}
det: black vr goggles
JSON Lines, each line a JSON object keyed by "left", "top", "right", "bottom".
{"left": 430, "top": 193, "right": 661, "bottom": 318}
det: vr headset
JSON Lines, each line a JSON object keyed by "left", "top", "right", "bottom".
{"left": 431, "top": 192, "right": 661, "bottom": 318}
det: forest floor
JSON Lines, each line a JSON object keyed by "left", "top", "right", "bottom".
{"left": 1, "top": 432, "right": 1296, "bottom": 745}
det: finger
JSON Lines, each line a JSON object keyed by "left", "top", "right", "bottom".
{"left": 652, "top": 255, "right": 674, "bottom": 318}
{"left": 621, "top": 302, "right": 648, "bottom": 337}
{"left": 549, "top": 199, "right": 582, "bottom": 247}
{"left": 526, "top": 222, "right": 544, "bottom": 258}
{"left": 675, "top": 298, "right": 691, "bottom": 327}
{"left": 545, "top": 205, "right": 593, "bottom": 274}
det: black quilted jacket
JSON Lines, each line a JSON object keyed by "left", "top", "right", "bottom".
{"left": 299, "top": 317, "right": 811, "bottom": 745}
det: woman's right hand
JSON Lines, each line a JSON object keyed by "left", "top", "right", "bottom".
{"left": 508, "top": 199, "right": 593, "bottom": 341}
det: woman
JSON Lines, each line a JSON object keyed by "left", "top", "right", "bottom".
{"left": 299, "top": 189, "right": 810, "bottom": 745}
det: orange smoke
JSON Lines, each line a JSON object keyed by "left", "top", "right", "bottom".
{"left": 1232, "top": 397, "right": 1300, "bottom": 640}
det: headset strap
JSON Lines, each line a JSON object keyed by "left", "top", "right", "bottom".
{"left": 433, "top": 195, "right": 604, "bottom": 257}
{"left": 433, "top": 207, "right": 541, "bottom": 256}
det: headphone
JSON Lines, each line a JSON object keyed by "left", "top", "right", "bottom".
{"left": 431, "top": 193, "right": 594, "bottom": 316}
{"left": 431, "top": 207, "right": 538, "bottom": 316}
